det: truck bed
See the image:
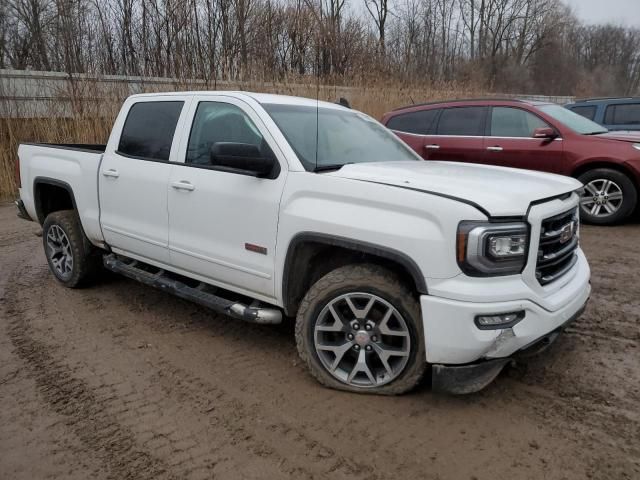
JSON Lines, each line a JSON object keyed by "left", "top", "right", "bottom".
{"left": 22, "top": 142, "right": 106, "bottom": 153}
{"left": 18, "top": 142, "right": 105, "bottom": 246}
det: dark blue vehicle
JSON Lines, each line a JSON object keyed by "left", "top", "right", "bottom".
{"left": 565, "top": 97, "right": 640, "bottom": 131}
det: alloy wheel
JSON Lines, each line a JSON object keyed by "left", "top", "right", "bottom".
{"left": 580, "top": 179, "right": 624, "bottom": 218}
{"left": 46, "top": 225, "right": 74, "bottom": 279}
{"left": 313, "top": 292, "right": 411, "bottom": 388}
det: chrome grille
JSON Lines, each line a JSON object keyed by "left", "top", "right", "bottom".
{"left": 536, "top": 208, "right": 579, "bottom": 285}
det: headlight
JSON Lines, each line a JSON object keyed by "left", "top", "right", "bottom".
{"left": 457, "top": 221, "right": 529, "bottom": 276}
{"left": 633, "top": 143, "right": 640, "bottom": 151}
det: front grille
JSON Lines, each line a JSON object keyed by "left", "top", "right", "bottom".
{"left": 536, "top": 208, "right": 579, "bottom": 285}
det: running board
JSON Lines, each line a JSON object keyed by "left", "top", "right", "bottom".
{"left": 103, "top": 254, "right": 282, "bottom": 324}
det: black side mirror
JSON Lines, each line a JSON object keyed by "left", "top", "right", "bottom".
{"left": 209, "top": 142, "right": 276, "bottom": 178}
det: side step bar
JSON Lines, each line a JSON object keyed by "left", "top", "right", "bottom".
{"left": 103, "top": 254, "right": 282, "bottom": 325}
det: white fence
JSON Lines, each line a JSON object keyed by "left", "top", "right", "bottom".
{"left": 0, "top": 69, "right": 575, "bottom": 118}
{"left": 0, "top": 69, "right": 236, "bottom": 117}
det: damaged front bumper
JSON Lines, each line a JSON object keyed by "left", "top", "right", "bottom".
{"left": 420, "top": 251, "right": 590, "bottom": 394}
{"left": 420, "top": 252, "right": 591, "bottom": 364}
{"left": 431, "top": 300, "right": 588, "bottom": 394}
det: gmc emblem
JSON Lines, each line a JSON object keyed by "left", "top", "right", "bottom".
{"left": 559, "top": 221, "right": 575, "bottom": 244}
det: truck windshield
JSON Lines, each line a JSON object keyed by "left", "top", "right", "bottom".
{"left": 539, "top": 104, "right": 608, "bottom": 135}
{"left": 262, "top": 104, "right": 420, "bottom": 171}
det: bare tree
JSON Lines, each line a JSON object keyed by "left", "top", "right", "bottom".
{"left": 0, "top": 0, "right": 638, "bottom": 95}
{"left": 364, "top": 0, "right": 390, "bottom": 54}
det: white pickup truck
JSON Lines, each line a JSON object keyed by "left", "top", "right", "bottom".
{"left": 15, "top": 91, "right": 591, "bottom": 394}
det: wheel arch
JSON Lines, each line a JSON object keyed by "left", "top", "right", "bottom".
{"left": 282, "top": 232, "right": 427, "bottom": 317}
{"left": 571, "top": 160, "right": 639, "bottom": 191}
{"left": 33, "top": 177, "right": 78, "bottom": 225}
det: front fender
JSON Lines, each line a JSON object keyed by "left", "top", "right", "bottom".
{"left": 274, "top": 172, "right": 486, "bottom": 305}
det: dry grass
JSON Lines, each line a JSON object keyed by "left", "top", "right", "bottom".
{"left": 0, "top": 78, "right": 482, "bottom": 199}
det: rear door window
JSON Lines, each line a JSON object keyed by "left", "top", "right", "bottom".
{"left": 490, "top": 107, "right": 550, "bottom": 137}
{"left": 604, "top": 103, "right": 640, "bottom": 125}
{"left": 386, "top": 109, "right": 439, "bottom": 135}
{"left": 436, "top": 107, "right": 486, "bottom": 136}
{"left": 570, "top": 105, "right": 597, "bottom": 121}
{"left": 117, "top": 101, "right": 184, "bottom": 161}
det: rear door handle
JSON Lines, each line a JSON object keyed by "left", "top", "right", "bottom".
{"left": 425, "top": 144, "right": 440, "bottom": 150}
{"left": 171, "top": 180, "right": 195, "bottom": 191}
{"left": 487, "top": 146, "right": 504, "bottom": 152}
{"left": 102, "top": 169, "right": 120, "bottom": 178}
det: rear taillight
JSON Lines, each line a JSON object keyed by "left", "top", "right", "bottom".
{"left": 15, "top": 157, "right": 21, "bottom": 188}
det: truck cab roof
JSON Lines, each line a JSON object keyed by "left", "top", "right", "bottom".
{"left": 127, "top": 91, "right": 348, "bottom": 111}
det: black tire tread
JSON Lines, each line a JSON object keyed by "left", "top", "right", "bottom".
{"left": 295, "top": 264, "right": 426, "bottom": 395}
{"left": 42, "top": 210, "right": 101, "bottom": 288}
{"left": 578, "top": 168, "right": 637, "bottom": 225}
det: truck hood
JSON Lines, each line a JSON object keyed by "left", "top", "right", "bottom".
{"left": 596, "top": 131, "right": 640, "bottom": 143}
{"left": 329, "top": 161, "right": 582, "bottom": 217}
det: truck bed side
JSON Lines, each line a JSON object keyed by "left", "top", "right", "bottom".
{"left": 18, "top": 143, "right": 106, "bottom": 246}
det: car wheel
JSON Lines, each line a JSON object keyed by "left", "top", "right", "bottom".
{"left": 43, "top": 210, "right": 101, "bottom": 288}
{"left": 295, "top": 264, "right": 426, "bottom": 395}
{"left": 578, "top": 168, "right": 637, "bottom": 225}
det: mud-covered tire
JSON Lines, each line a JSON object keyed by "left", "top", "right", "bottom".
{"left": 42, "top": 210, "right": 101, "bottom": 288}
{"left": 295, "top": 264, "right": 426, "bottom": 395}
{"left": 578, "top": 168, "right": 637, "bottom": 225}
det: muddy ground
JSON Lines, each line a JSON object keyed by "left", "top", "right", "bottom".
{"left": 0, "top": 201, "right": 638, "bottom": 480}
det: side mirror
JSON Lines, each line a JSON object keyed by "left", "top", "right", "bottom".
{"left": 210, "top": 142, "right": 276, "bottom": 177}
{"left": 532, "top": 127, "right": 558, "bottom": 140}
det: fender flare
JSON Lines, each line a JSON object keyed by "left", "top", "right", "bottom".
{"left": 571, "top": 159, "right": 640, "bottom": 186}
{"left": 282, "top": 232, "right": 428, "bottom": 315}
{"left": 33, "top": 176, "right": 78, "bottom": 224}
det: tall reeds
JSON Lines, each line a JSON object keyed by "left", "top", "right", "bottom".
{"left": 0, "top": 75, "right": 482, "bottom": 199}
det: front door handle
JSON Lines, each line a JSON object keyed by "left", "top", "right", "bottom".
{"left": 171, "top": 180, "right": 195, "bottom": 192}
{"left": 102, "top": 168, "right": 120, "bottom": 178}
{"left": 487, "top": 146, "right": 504, "bottom": 152}
{"left": 425, "top": 144, "right": 440, "bottom": 150}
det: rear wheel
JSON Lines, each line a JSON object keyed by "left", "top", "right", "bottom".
{"left": 578, "top": 168, "right": 637, "bottom": 225}
{"left": 43, "top": 210, "right": 101, "bottom": 288}
{"left": 295, "top": 264, "right": 426, "bottom": 395}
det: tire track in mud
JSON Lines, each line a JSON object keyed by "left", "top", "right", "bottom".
{"left": 54, "top": 285, "right": 407, "bottom": 479}
{"left": 565, "top": 327, "right": 639, "bottom": 345}
{"left": 501, "top": 311, "right": 640, "bottom": 476}
{"left": 147, "top": 359, "right": 380, "bottom": 480}
{"left": 3, "top": 262, "right": 388, "bottom": 480}
{"left": 89, "top": 280, "right": 434, "bottom": 479}
{"left": 4, "top": 265, "right": 177, "bottom": 480}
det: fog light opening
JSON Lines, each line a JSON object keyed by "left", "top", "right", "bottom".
{"left": 475, "top": 311, "right": 525, "bottom": 330}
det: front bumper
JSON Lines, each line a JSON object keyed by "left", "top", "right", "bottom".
{"left": 420, "top": 244, "right": 590, "bottom": 394}
{"left": 431, "top": 301, "right": 587, "bottom": 394}
{"left": 420, "top": 251, "right": 591, "bottom": 365}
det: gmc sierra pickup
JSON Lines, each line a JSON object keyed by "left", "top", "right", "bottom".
{"left": 15, "top": 91, "right": 591, "bottom": 394}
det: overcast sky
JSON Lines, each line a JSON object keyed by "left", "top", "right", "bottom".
{"left": 562, "top": 0, "right": 640, "bottom": 27}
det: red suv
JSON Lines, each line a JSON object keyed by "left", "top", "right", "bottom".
{"left": 382, "top": 99, "right": 640, "bottom": 225}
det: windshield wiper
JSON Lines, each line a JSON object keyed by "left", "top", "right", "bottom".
{"left": 314, "top": 162, "right": 353, "bottom": 172}
{"left": 584, "top": 131, "right": 608, "bottom": 135}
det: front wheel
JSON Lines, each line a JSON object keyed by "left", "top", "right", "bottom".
{"left": 295, "top": 264, "right": 426, "bottom": 395}
{"left": 578, "top": 168, "right": 637, "bottom": 225}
